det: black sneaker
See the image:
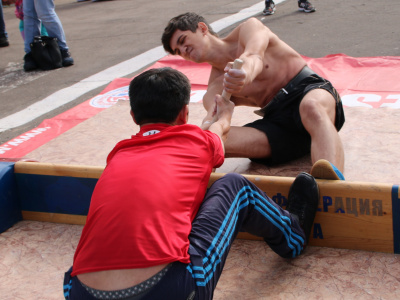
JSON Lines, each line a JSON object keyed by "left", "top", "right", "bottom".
{"left": 60, "top": 49, "right": 74, "bottom": 67}
{"left": 286, "top": 172, "right": 319, "bottom": 245}
{"left": 263, "top": 0, "right": 276, "bottom": 15}
{"left": 0, "top": 35, "right": 9, "bottom": 47}
{"left": 24, "top": 52, "right": 38, "bottom": 71}
{"left": 298, "top": 0, "right": 316, "bottom": 13}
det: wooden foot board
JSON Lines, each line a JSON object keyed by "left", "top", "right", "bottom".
{"left": 5, "top": 161, "right": 399, "bottom": 254}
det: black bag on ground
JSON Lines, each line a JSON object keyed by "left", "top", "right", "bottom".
{"left": 30, "top": 36, "right": 63, "bottom": 70}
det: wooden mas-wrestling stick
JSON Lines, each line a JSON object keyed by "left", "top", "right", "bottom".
{"left": 204, "top": 58, "right": 244, "bottom": 127}
{"left": 221, "top": 58, "right": 244, "bottom": 101}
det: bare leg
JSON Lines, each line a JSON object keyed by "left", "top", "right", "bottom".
{"left": 299, "top": 89, "right": 345, "bottom": 172}
{"left": 224, "top": 126, "right": 271, "bottom": 158}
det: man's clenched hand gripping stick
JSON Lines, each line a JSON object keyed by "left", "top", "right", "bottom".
{"left": 201, "top": 59, "right": 243, "bottom": 130}
{"left": 222, "top": 59, "right": 244, "bottom": 101}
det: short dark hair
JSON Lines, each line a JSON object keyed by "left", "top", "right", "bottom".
{"left": 129, "top": 67, "right": 191, "bottom": 125}
{"left": 161, "top": 12, "right": 218, "bottom": 55}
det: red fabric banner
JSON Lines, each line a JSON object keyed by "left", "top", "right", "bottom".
{"left": 1, "top": 54, "right": 399, "bottom": 158}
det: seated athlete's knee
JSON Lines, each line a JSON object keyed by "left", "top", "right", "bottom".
{"left": 217, "top": 173, "right": 251, "bottom": 188}
{"left": 221, "top": 173, "right": 244, "bottom": 182}
{"left": 300, "top": 98, "right": 332, "bottom": 125}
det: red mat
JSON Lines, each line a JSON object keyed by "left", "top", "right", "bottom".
{"left": 1, "top": 54, "right": 399, "bottom": 158}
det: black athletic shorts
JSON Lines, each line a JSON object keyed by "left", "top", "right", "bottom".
{"left": 245, "top": 66, "right": 345, "bottom": 165}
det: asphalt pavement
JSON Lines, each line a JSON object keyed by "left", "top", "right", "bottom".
{"left": 0, "top": 0, "right": 399, "bottom": 145}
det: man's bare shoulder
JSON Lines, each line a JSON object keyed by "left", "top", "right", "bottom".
{"left": 243, "top": 17, "right": 265, "bottom": 26}
{"left": 238, "top": 17, "right": 270, "bottom": 33}
{"left": 223, "top": 17, "right": 272, "bottom": 46}
{"left": 223, "top": 18, "right": 262, "bottom": 36}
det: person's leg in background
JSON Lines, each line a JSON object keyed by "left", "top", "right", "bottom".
{"left": 33, "top": 0, "right": 73, "bottom": 66}
{"left": 32, "top": 0, "right": 65, "bottom": 47}
{"left": 298, "top": 0, "right": 316, "bottom": 13}
{"left": 0, "top": 2, "right": 10, "bottom": 47}
{"left": 22, "top": 0, "right": 41, "bottom": 70}
{"left": 23, "top": 0, "right": 73, "bottom": 71}
{"left": 263, "top": 0, "right": 276, "bottom": 15}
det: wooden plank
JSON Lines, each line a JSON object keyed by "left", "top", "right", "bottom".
{"left": 14, "top": 163, "right": 399, "bottom": 253}
{"left": 210, "top": 173, "right": 396, "bottom": 253}
{"left": 22, "top": 211, "right": 87, "bottom": 225}
{"left": 14, "top": 161, "right": 104, "bottom": 179}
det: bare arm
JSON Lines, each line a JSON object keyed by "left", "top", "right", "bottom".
{"left": 223, "top": 18, "right": 272, "bottom": 94}
{"left": 207, "top": 94, "right": 235, "bottom": 153}
{"left": 202, "top": 18, "right": 271, "bottom": 129}
{"left": 200, "top": 69, "right": 225, "bottom": 129}
{"left": 201, "top": 59, "right": 243, "bottom": 129}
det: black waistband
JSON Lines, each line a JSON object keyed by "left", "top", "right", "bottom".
{"left": 254, "top": 66, "right": 317, "bottom": 117}
{"left": 281, "top": 66, "right": 316, "bottom": 95}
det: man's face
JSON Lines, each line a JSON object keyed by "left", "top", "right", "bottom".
{"left": 169, "top": 26, "right": 205, "bottom": 63}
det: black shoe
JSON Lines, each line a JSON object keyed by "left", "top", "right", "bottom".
{"left": 0, "top": 35, "right": 9, "bottom": 47}
{"left": 60, "top": 49, "right": 74, "bottom": 67}
{"left": 24, "top": 52, "right": 38, "bottom": 71}
{"left": 298, "top": 0, "right": 316, "bottom": 13}
{"left": 263, "top": 0, "right": 276, "bottom": 15}
{"left": 286, "top": 172, "right": 319, "bottom": 245}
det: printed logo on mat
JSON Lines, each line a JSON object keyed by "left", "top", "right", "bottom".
{"left": 90, "top": 86, "right": 129, "bottom": 108}
{"left": 342, "top": 93, "right": 400, "bottom": 108}
{"left": 90, "top": 86, "right": 400, "bottom": 109}
{"left": 89, "top": 87, "right": 207, "bottom": 108}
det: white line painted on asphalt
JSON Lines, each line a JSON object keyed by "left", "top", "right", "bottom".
{"left": 0, "top": 1, "right": 282, "bottom": 132}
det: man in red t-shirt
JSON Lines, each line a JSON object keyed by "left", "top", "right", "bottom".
{"left": 64, "top": 67, "right": 319, "bottom": 300}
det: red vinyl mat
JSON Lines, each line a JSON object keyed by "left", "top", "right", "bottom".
{"left": 1, "top": 54, "right": 399, "bottom": 158}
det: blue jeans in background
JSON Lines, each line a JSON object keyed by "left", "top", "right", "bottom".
{"left": 23, "top": 0, "right": 68, "bottom": 53}
{"left": 0, "top": 2, "right": 7, "bottom": 38}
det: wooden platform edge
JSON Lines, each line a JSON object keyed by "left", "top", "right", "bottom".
{"left": 13, "top": 162, "right": 400, "bottom": 254}
{"left": 22, "top": 211, "right": 87, "bottom": 225}
{"left": 14, "top": 161, "right": 104, "bottom": 179}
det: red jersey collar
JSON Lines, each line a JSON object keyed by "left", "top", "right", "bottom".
{"left": 137, "top": 123, "right": 174, "bottom": 136}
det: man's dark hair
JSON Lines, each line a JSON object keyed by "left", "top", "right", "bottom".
{"left": 161, "top": 12, "right": 218, "bottom": 55}
{"left": 129, "top": 67, "right": 191, "bottom": 125}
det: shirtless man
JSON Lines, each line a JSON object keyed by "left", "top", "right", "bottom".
{"left": 162, "top": 12, "right": 345, "bottom": 178}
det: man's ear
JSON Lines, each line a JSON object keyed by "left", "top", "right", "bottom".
{"left": 175, "top": 105, "right": 189, "bottom": 125}
{"left": 198, "top": 22, "right": 208, "bottom": 34}
{"left": 130, "top": 110, "right": 138, "bottom": 125}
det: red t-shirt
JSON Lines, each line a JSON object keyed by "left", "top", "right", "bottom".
{"left": 71, "top": 123, "right": 224, "bottom": 276}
